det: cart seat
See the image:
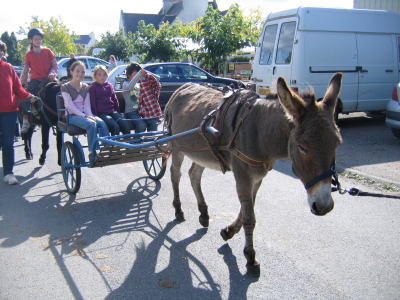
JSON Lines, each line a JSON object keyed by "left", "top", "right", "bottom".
{"left": 56, "top": 93, "right": 87, "bottom": 136}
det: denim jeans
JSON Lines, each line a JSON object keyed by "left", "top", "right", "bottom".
{"left": 0, "top": 111, "right": 18, "bottom": 176}
{"left": 125, "top": 111, "right": 146, "bottom": 133}
{"left": 68, "top": 114, "right": 109, "bottom": 153}
{"left": 143, "top": 118, "right": 159, "bottom": 132}
{"left": 98, "top": 111, "right": 131, "bottom": 136}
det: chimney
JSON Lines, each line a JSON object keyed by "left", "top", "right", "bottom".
{"left": 163, "top": 0, "right": 180, "bottom": 14}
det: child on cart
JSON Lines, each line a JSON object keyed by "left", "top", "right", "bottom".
{"left": 90, "top": 65, "right": 131, "bottom": 136}
{"left": 61, "top": 61, "right": 109, "bottom": 160}
{"left": 122, "top": 62, "right": 162, "bottom": 132}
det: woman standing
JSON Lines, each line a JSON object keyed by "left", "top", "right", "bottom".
{"left": 0, "top": 41, "right": 35, "bottom": 185}
{"left": 108, "top": 55, "right": 117, "bottom": 72}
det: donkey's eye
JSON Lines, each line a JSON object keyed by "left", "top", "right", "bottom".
{"left": 298, "top": 145, "right": 308, "bottom": 155}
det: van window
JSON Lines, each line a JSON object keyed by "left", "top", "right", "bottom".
{"left": 259, "top": 24, "right": 278, "bottom": 65}
{"left": 276, "top": 22, "right": 296, "bottom": 65}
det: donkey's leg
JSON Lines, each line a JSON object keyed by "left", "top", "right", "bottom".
{"left": 220, "top": 179, "right": 262, "bottom": 241}
{"left": 23, "top": 127, "right": 34, "bottom": 160}
{"left": 188, "top": 162, "right": 209, "bottom": 227}
{"left": 240, "top": 178, "right": 262, "bottom": 277}
{"left": 39, "top": 124, "right": 50, "bottom": 165}
{"left": 171, "top": 151, "right": 185, "bottom": 222}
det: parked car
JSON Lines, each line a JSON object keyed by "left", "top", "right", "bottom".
{"left": 107, "top": 64, "right": 127, "bottom": 87}
{"left": 13, "top": 66, "right": 23, "bottom": 77}
{"left": 57, "top": 56, "right": 110, "bottom": 83}
{"left": 385, "top": 83, "right": 400, "bottom": 139}
{"left": 114, "top": 62, "right": 243, "bottom": 109}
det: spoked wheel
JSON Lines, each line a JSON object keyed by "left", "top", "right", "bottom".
{"left": 62, "top": 141, "right": 81, "bottom": 194}
{"left": 143, "top": 156, "right": 167, "bottom": 180}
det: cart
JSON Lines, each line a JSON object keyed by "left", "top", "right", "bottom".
{"left": 57, "top": 93, "right": 218, "bottom": 194}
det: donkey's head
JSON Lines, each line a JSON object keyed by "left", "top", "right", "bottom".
{"left": 277, "top": 73, "right": 342, "bottom": 216}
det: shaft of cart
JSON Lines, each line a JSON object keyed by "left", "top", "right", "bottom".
{"left": 95, "top": 125, "right": 219, "bottom": 149}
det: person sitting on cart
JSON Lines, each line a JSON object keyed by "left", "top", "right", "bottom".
{"left": 121, "top": 62, "right": 153, "bottom": 133}
{"left": 61, "top": 61, "right": 109, "bottom": 160}
{"left": 89, "top": 65, "right": 131, "bottom": 136}
{"left": 136, "top": 65, "right": 162, "bottom": 132}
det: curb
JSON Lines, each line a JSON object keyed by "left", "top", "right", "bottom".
{"left": 336, "top": 165, "right": 400, "bottom": 190}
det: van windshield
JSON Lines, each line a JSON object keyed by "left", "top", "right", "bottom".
{"left": 276, "top": 22, "right": 296, "bottom": 65}
{"left": 260, "top": 24, "right": 278, "bottom": 65}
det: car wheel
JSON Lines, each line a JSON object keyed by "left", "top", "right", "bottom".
{"left": 391, "top": 128, "right": 400, "bottom": 139}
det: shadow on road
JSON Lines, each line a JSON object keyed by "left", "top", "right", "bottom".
{"left": 0, "top": 174, "right": 257, "bottom": 299}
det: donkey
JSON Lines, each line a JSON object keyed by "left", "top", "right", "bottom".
{"left": 164, "top": 73, "right": 342, "bottom": 277}
{"left": 21, "top": 81, "right": 62, "bottom": 165}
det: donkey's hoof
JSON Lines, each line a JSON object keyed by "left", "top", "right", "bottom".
{"left": 220, "top": 227, "right": 234, "bottom": 241}
{"left": 246, "top": 260, "right": 261, "bottom": 277}
{"left": 39, "top": 158, "right": 45, "bottom": 165}
{"left": 175, "top": 212, "right": 185, "bottom": 222}
{"left": 199, "top": 216, "right": 209, "bottom": 227}
{"left": 26, "top": 154, "right": 33, "bottom": 160}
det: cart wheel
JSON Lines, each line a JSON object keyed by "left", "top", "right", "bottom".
{"left": 143, "top": 156, "right": 167, "bottom": 180}
{"left": 62, "top": 141, "right": 81, "bottom": 194}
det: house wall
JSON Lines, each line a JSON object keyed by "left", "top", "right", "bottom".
{"left": 354, "top": 0, "right": 400, "bottom": 14}
{"left": 177, "top": 0, "right": 208, "bottom": 23}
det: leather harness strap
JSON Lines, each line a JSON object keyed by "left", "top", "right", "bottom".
{"left": 162, "top": 86, "right": 272, "bottom": 173}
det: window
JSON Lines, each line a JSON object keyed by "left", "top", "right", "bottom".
{"left": 260, "top": 24, "right": 278, "bottom": 65}
{"left": 77, "top": 58, "right": 88, "bottom": 69}
{"left": 181, "top": 65, "right": 207, "bottom": 80}
{"left": 151, "top": 65, "right": 180, "bottom": 80}
{"left": 276, "top": 22, "right": 296, "bottom": 65}
{"left": 88, "top": 59, "right": 101, "bottom": 69}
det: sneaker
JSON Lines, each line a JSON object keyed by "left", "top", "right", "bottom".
{"left": 14, "top": 136, "right": 19, "bottom": 142}
{"left": 20, "top": 123, "right": 30, "bottom": 134}
{"left": 4, "top": 174, "right": 18, "bottom": 185}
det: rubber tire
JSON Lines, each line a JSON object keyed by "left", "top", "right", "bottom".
{"left": 391, "top": 128, "right": 400, "bottom": 140}
{"left": 62, "top": 141, "right": 81, "bottom": 194}
{"left": 143, "top": 156, "right": 167, "bottom": 180}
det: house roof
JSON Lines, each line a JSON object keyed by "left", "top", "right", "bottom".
{"left": 75, "top": 35, "right": 91, "bottom": 44}
{"left": 121, "top": 13, "right": 178, "bottom": 34}
{"left": 121, "top": 0, "right": 222, "bottom": 34}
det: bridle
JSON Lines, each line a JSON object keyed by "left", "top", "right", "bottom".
{"left": 305, "top": 162, "right": 400, "bottom": 199}
{"left": 304, "top": 163, "right": 339, "bottom": 191}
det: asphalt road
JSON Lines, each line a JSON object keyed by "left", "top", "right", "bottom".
{"left": 0, "top": 114, "right": 399, "bottom": 300}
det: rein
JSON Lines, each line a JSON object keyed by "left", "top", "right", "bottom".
{"left": 306, "top": 163, "right": 400, "bottom": 199}
{"left": 23, "top": 96, "right": 57, "bottom": 136}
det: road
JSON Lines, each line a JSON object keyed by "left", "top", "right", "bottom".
{"left": 0, "top": 114, "right": 399, "bottom": 299}
{"left": 336, "top": 112, "right": 400, "bottom": 189}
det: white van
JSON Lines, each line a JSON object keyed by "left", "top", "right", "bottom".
{"left": 251, "top": 7, "right": 400, "bottom": 118}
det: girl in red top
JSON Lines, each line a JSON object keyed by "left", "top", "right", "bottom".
{"left": 0, "top": 41, "right": 35, "bottom": 184}
{"left": 20, "top": 28, "right": 58, "bottom": 133}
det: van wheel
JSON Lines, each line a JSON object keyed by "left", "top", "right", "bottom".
{"left": 391, "top": 128, "right": 400, "bottom": 139}
{"left": 334, "top": 105, "right": 340, "bottom": 122}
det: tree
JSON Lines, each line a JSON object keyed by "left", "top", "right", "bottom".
{"left": 96, "top": 29, "right": 134, "bottom": 62}
{"left": 1, "top": 31, "right": 22, "bottom": 65}
{"left": 132, "top": 20, "right": 186, "bottom": 63}
{"left": 190, "top": 4, "right": 262, "bottom": 74}
{"left": 18, "top": 16, "right": 78, "bottom": 56}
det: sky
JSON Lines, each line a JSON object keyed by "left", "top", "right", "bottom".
{"left": 1, "top": 0, "right": 353, "bottom": 40}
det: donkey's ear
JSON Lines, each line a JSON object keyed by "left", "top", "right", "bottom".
{"left": 321, "top": 72, "right": 342, "bottom": 115}
{"left": 277, "top": 77, "right": 306, "bottom": 120}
